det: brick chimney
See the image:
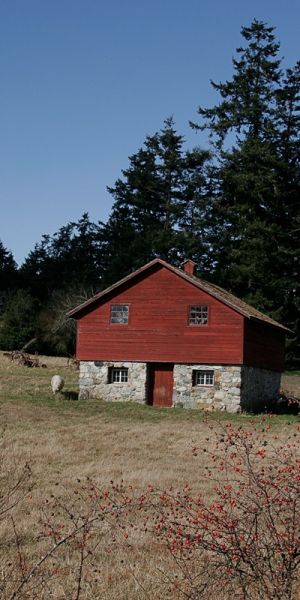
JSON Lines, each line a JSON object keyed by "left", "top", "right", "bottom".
{"left": 182, "top": 259, "right": 197, "bottom": 276}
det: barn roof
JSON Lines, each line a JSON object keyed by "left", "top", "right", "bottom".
{"left": 67, "top": 258, "right": 290, "bottom": 332}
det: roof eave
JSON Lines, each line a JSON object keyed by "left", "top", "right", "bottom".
{"left": 250, "top": 315, "right": 292, "bottom": 333}
{"left": 66, "top": 258, "right": 291, "bottom": 333}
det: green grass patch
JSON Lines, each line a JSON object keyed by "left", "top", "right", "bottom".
{"left": 284, "top": 370, "right": 300, "bottom": 377}
{"left": 0, "top": 360, "right": 299, "bottom": 426}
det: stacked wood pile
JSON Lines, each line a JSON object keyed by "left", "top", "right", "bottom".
{"left": 3, "top": 351, "right": 47, "bottom": 368}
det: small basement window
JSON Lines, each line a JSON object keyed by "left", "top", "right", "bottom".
{"left": 109, "top": 368, "right": 129, "bottom": 383}
{"left": 193, "top": 370, "right": 214, "bottom": 386}
{"left": 189, "top": 305, "right": 208, "bottom": 325}
{"left": 110, "top": 304, "right": 129, "bottom": 324}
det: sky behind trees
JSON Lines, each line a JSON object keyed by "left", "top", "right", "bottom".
{"left": 1, "top": 0, "right": 300, "bottom": 265}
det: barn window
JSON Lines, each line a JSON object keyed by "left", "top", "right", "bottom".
{"left": 188, "top": 305, "right": 208, "bottom": 325}
{"left": 109, "top": 367, "right": 129, "bottom": 383}
{"left": 193, "top": 370, "right": 214, "bottom": 386}
{"left": 110, "top": 304, "right": 129, "bottom": 324}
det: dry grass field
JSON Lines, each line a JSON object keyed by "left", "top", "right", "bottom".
{"left": 0, "top": 351, "right": 299, "bottom": 599}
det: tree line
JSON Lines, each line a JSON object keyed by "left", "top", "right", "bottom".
{"left": 0, "top": 20, "right": 299, "bottom": 366}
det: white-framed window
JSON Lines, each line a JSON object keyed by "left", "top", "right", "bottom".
{"left": 193, "top": 370, "right": 214, "bottom": 386}
{"left": 109, "top": 367, "right": 129, "bottom": 383}
{"left": 110, "top": 304, "right": 129, "bottom": 324}
{"left": 188, "top": 305, "right": 208, "bottom": 325}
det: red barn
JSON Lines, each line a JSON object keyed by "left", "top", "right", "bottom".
{"left": 67, "top": 258, "right": 289, "bottom": 412}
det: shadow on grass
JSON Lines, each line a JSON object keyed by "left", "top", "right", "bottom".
{"left": 264, "top": 393, "right": 300, "bottom": 416}
{"left": 61, "top": 390, "right": 79, "bottom": 401}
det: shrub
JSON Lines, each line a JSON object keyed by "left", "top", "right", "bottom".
{"left": 150, "top": 422, "right": 300, "bottom": 599}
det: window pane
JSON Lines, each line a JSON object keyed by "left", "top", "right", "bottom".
{"left": 206, "top": 371, "right": 214, "bottom": 385}
{"left": 111, "top": 368, "right": 128, "bottom": 383}
{"left": 189, "top": 305, "right": 208, "bottom": 325}
{"left": 193, "top": 370, "right": 214, "bottom": 386}
{"left": 111, "top": 304, "right": 129, "bottom": 324}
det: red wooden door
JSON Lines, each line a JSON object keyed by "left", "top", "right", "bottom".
{"left": 148, "top": 363, "right": 174, "bottom": 407}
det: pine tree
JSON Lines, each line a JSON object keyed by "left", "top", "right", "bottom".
{"left": 101, "top": 118, "right": 211, "bottom": 285}
{"left": 272, "top": 61, "right": 300, "bottom": 363}
{"left": 191, "top": 20, "right": 300, "bottom": 365}
{"left": 191, "top": 20, "right": 281, "bottom": 144}
{"left": 19, "top": 215, "right": 105, "bottom": 354}
{"left": 21, "top": 214, "right": 104, "bottom": 300}
{"left": 0, "top": 289, "right": 37, "bottom": 351}
{"left": 0, "top": 240, "right": 18, "bottom": 290}
{"left": 0, "top": 240, "right": 19, "bottom": 315}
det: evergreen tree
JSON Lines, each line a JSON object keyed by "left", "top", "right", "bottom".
{"left": 36, "top": 287, "right": 94, "bottom": 356}
{"left": 272, "top": 61, "right": 300, "bottom": 362}
{"left": 18, "top": 215, "right": 105, "bottom": 354}
{"left": 191, "top": 20, "right": 281, "bottom": 144}
{"left": 21, "top": 213, "right": 104, "bottom": 300}
{"left": 191, "top": 20, "right": 300, "bottom": 365}
{"left": 0, "top": 289, "right": 37, "bottom": 350}
{"left": 0, "top": 240, "right": 18, "bottom": 289}
{"left": 102, "top": 118, "right": 211, "bottom": 285}
{"left": 0, "top": 240, "right": 19, "bottom": 315}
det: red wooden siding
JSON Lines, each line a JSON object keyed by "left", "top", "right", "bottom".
{"left": 243, "top": 319, "right": 285, "bottom": 372}
{"left": 148, "top": 363, "right": 174, "bottom": 406}
{"left": 76, "top": 264, "right": 244, "bottom": 364}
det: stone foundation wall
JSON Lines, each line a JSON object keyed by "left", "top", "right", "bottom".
{"left": 173, "top": 365, "right": 242, "bottom": 412}
{"left": 79, "top": 361, "right": 281, "bottom": 413}
{"left": 241, "top": 366, "right": 281, "bottom": 412}
{"left": 79, "top": 361, "right": 147, "bottom": 403}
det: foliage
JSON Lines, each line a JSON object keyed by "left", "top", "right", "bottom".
{"left": 191, "top": 20, "right": 300, "bottom": 366}
{"left": 0, "top": 240, "right": 19, "bottom": 316}
{"left": 20, "top": 213, "right": 104, "bottom": 301}
{"left": 0, "top": 240, "right": 18, "bottom": 290}
{"left": 191, "top": 20, "right": 281, "bottom": 143}
{"left": 149, "top": 422, "right": 300, "bottom": 599}
{"left": 36, "top": 287, "right": 95, "bottom": 356}
{"left": 101, "top": 117, "right": 212, "bottom": 284}
{"left": 17, "top": 214, "right": 105, "bottom": 354}
{"left": 0, "top": 290, "right": 38, "bottom": 351}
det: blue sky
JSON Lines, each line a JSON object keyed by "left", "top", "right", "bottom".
{"left": 1, "top": 0, "right": 299, "bottom": 266}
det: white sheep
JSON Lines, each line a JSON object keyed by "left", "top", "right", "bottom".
{"left": 51, "top": 375, "right": 64, "bottom": 394}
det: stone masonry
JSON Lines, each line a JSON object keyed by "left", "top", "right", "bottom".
{"left": 79, "top": 361, "right": 281, "bottom": 413}
{"left": 173, "top": 364, "right": 280, "bottom": 413}
{"left": 79, "top": 361, "right": 147, "bottom": 403}
{"left": 173, "top": 364, "right": 242, "bottom": 412}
